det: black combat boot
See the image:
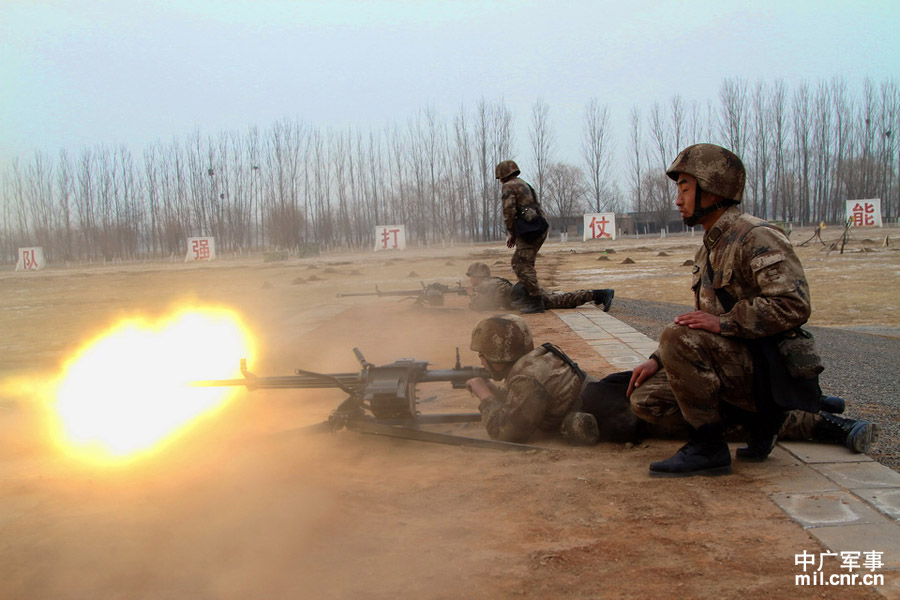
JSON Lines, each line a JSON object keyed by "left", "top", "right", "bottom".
{"left": 649, "top": 423, "right": 732, "bottom": 477}
{"left": 735, "top": 410, "right": 789, "bottom": 462}
{"left": 560, "top": 412, "right": 600, "bottom": 446}
{"left": 518, "top": 294, "right": 545, "bottom": 314}
{"left": 592, "top": 289, "right": 615, "bottom": 312}
{"left": 819, "top": 395, "right": 845, "bottom": 414}
{"left": 811, "top": 412, "right": 878, "bottom": 453}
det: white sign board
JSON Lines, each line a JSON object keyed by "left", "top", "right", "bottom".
{"left": 374, "top": 225, "right": 406, "bottom": 251}
{"left": 846, "top": 199, "right": 882, "bottom": 227}
{"left": 185, "top": 237, "right": 216, "bottom": 262}
{"left": 15, "top": 247, "right": 45, "bottom": 271}
{"left": 583, "top": 213, "right": 617, "bottom": 241}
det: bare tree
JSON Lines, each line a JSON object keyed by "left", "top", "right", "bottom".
{"left": 529, "top": 98, "right": 555, "bottom": 202}
{"left": 648, "top": 102, "right": 670, "bottom": 169}
{"left": 770, "top": 80, "right": 789, "bottom": 221}
{"left": 543, "top": 162, "right": 586, "bottom": 233}
{"left": 792, "top": 83, "right": 813, "bottom": 224}
{"left": 581, "top": 98, "right": 613, "bottom": 211}
{"left": 628, "top": 106, "right": 644, "bottom": 213}
{"left": 749, "top": 80, "right": 772, "bottom": 218}
{"left": 474, "top": 98, "right": 513, "bottom": 241}
{"left": 669, "top": 95, "right": 686, "bottom": 156}
{"left": 718, "top": 78, "right": 749, "bottom": 156}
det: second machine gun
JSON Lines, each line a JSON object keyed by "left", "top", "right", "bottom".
{"left": 336, "top": 281, "right": 468, "bottom": 307}
{"left": 194, "top": 348, "right": 540, "bottom": 450}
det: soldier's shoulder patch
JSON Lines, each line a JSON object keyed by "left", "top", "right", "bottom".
{"left": 750, "top": 251, "right": 785, "bottom": 271}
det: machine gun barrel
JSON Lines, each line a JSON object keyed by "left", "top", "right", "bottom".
{"left": 191, "top": 348, "right": 544, "bottom": 451}
{"left": 418, "top": 367, "right": 488, "bottom": 387}
{"left": 192, "top": 349, "right": 487, "bottom": 393}
{"left": 192, "top": 372, "right": 362, "bottom": 390}
{"left": 336, "top": 282, "right": 469, "bottom": 306}
{"left": 335, "top": 288, "right": 421, "bottom": 298}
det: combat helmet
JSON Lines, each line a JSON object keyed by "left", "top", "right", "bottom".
{"left": 470, "top": 314, "right": 534, "bottom": 363}
{"left": 666, "top": 144, "right": 745, "bottom": 203}
{"left": 466, "top": 262, "right": 492, "bottom": 278}
{"left": 494, "top": 160, "right": 520, "bottom": 180}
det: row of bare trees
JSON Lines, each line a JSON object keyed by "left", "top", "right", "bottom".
{"left": 631, "top": 78, "right": 899, "bottom": 230}
{"left": 3, "top": 77, "right": 898, "bottom": 263}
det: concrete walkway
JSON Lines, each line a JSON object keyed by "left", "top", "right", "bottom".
{"left": 555, "top": 306, "right": 900, "bottom": 599}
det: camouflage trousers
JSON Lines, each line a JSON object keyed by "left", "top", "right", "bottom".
{"left": 512, "top": 229, "right": 547, "bottom": 296}
{"left": 630, "top": 323, "right": 823, "bottom": 437}
{"left": 631, "top": 323, "right": 756, "bottom": 428}
{"left": 542, "top": 289, "right": 594, "bottom": 309}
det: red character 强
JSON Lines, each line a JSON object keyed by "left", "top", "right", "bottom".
{"left": 192, "top": 239, "right": 210, "bottom": 260}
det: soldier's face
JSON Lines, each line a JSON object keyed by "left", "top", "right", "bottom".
{"left": 675, "top": 173, "right": 698, "bottom": 218}
{"left": 478, "top": 355, "right": 511, "bottom": 381}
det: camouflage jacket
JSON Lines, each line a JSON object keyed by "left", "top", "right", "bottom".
{"left": 478, "top": 345, "right": 583, "bottom": 443}
{"left": 501, "top": 177, "right": 543, "bottom": 235}
{"left": 469, "top": 276, "right": 514, "bottom": 311}
{"left": 694, "top": 205, "right": 811, "bottom": 339}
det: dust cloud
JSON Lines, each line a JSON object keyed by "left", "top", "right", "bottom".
{"left": 1, "top": 235, "right": 895, "bottom": 599}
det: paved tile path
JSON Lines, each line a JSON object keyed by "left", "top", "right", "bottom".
{"left": 556, "top": 306, "right": 900, "bottom": 599}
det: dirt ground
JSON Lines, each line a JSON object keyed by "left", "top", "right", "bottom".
{"left": 1, "top": 226, "right": 897, "bottom": 599}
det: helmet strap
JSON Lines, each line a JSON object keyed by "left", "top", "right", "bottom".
{"left": 683, "top": 183, "right": 731, "bottom": 227}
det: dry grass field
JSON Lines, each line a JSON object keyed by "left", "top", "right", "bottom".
{"left": 0, "top": 225, "right": 897, "bottom": 599}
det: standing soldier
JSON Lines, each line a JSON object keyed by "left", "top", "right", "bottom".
{"left": 627, "top": 144, "right": 876, "bottom": 477}
{"left": 496, "top": 160, "right": 549, "bottom": 314}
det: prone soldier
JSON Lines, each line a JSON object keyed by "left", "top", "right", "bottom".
{"left": 465, "top": 314, "right": 875, "bottom": 453}
{"left": 465, "top": 262, "right": 614, "bottom": 313}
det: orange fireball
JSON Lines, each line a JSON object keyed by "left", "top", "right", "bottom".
{"left": 52, "top": 304, "right": 256, "bottom": 463}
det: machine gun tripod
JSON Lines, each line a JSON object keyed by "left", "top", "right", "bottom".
{"left": 195, "top": 348, "right": 540, "bottom": 451}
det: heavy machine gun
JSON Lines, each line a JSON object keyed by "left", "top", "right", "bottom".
{"left": 336, "top": 282, "right": 468, "bottom": 307}
{"left": 194, "top": 348, "right": 539, "bottom": 450}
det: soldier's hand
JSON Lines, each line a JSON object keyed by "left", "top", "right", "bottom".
{"left": 674, "top": 310, "right": 721, "bottom": 334}
{"left": 627, "top": 359, "right": 659, "bottom": 397}
{"left": 466, "top": 377, "right": 491, "bottom": 400}
{"left": 506, "top": 233, "right": 516, "bottom": 248}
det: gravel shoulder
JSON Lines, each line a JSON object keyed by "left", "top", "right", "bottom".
{"left": 610, "top": 297, "right": 900, "bottom": 473}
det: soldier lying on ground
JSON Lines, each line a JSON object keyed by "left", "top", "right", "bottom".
{"left": 464, "top": 315, "right": 876, "bottom": 456}
{"left": 465, "top": 262, "right": 614, "bottom": 313}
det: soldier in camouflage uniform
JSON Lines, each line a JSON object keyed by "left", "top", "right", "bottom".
{"left": 628, "top": 143, "right": 876, "bottom": 478}
{"left": 466, "top": 314, "right": 871, "bottom": 449}
{"left": 465, "top": 262, "right": 615, "bottom": 312}
{"left": 465, "top": 262, "right": 516, "bottom": 311}
{"left": 496, "top": 160, "right": 548, "bottom": 314}
{"left": 466, "top": 314, "right": 584, "bottom": 442}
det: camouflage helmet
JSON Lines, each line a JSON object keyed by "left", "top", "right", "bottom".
{"left": 466, "top": 262, "right": 492, "bottom": 277}
{"left": 666, "top": 144, "right": 745, "bottom": 203}
{"left": 494, "top": 160, "right": 520, "bottom": 180}
{"left": 470, "top": 314, "right": 534, "bottom": 363}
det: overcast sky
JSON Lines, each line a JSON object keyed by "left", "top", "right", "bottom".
{"left": 3, "top": 0, "right": 899, "bottom": 178}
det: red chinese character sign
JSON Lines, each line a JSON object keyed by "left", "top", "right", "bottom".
{"left": 846, "top": 199, "right": 882, "bottom": 228}
{"left": 185, "top": 237, "right": 216, "bottom": 262}
{"left": 583, "top": 213, "right": 617, "bottom": 241}
{"left": 15, "top": 247, "right": 45, "bottom": 271}
{"left": 374, "top": 225, "right": 406, "bottom": 252}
